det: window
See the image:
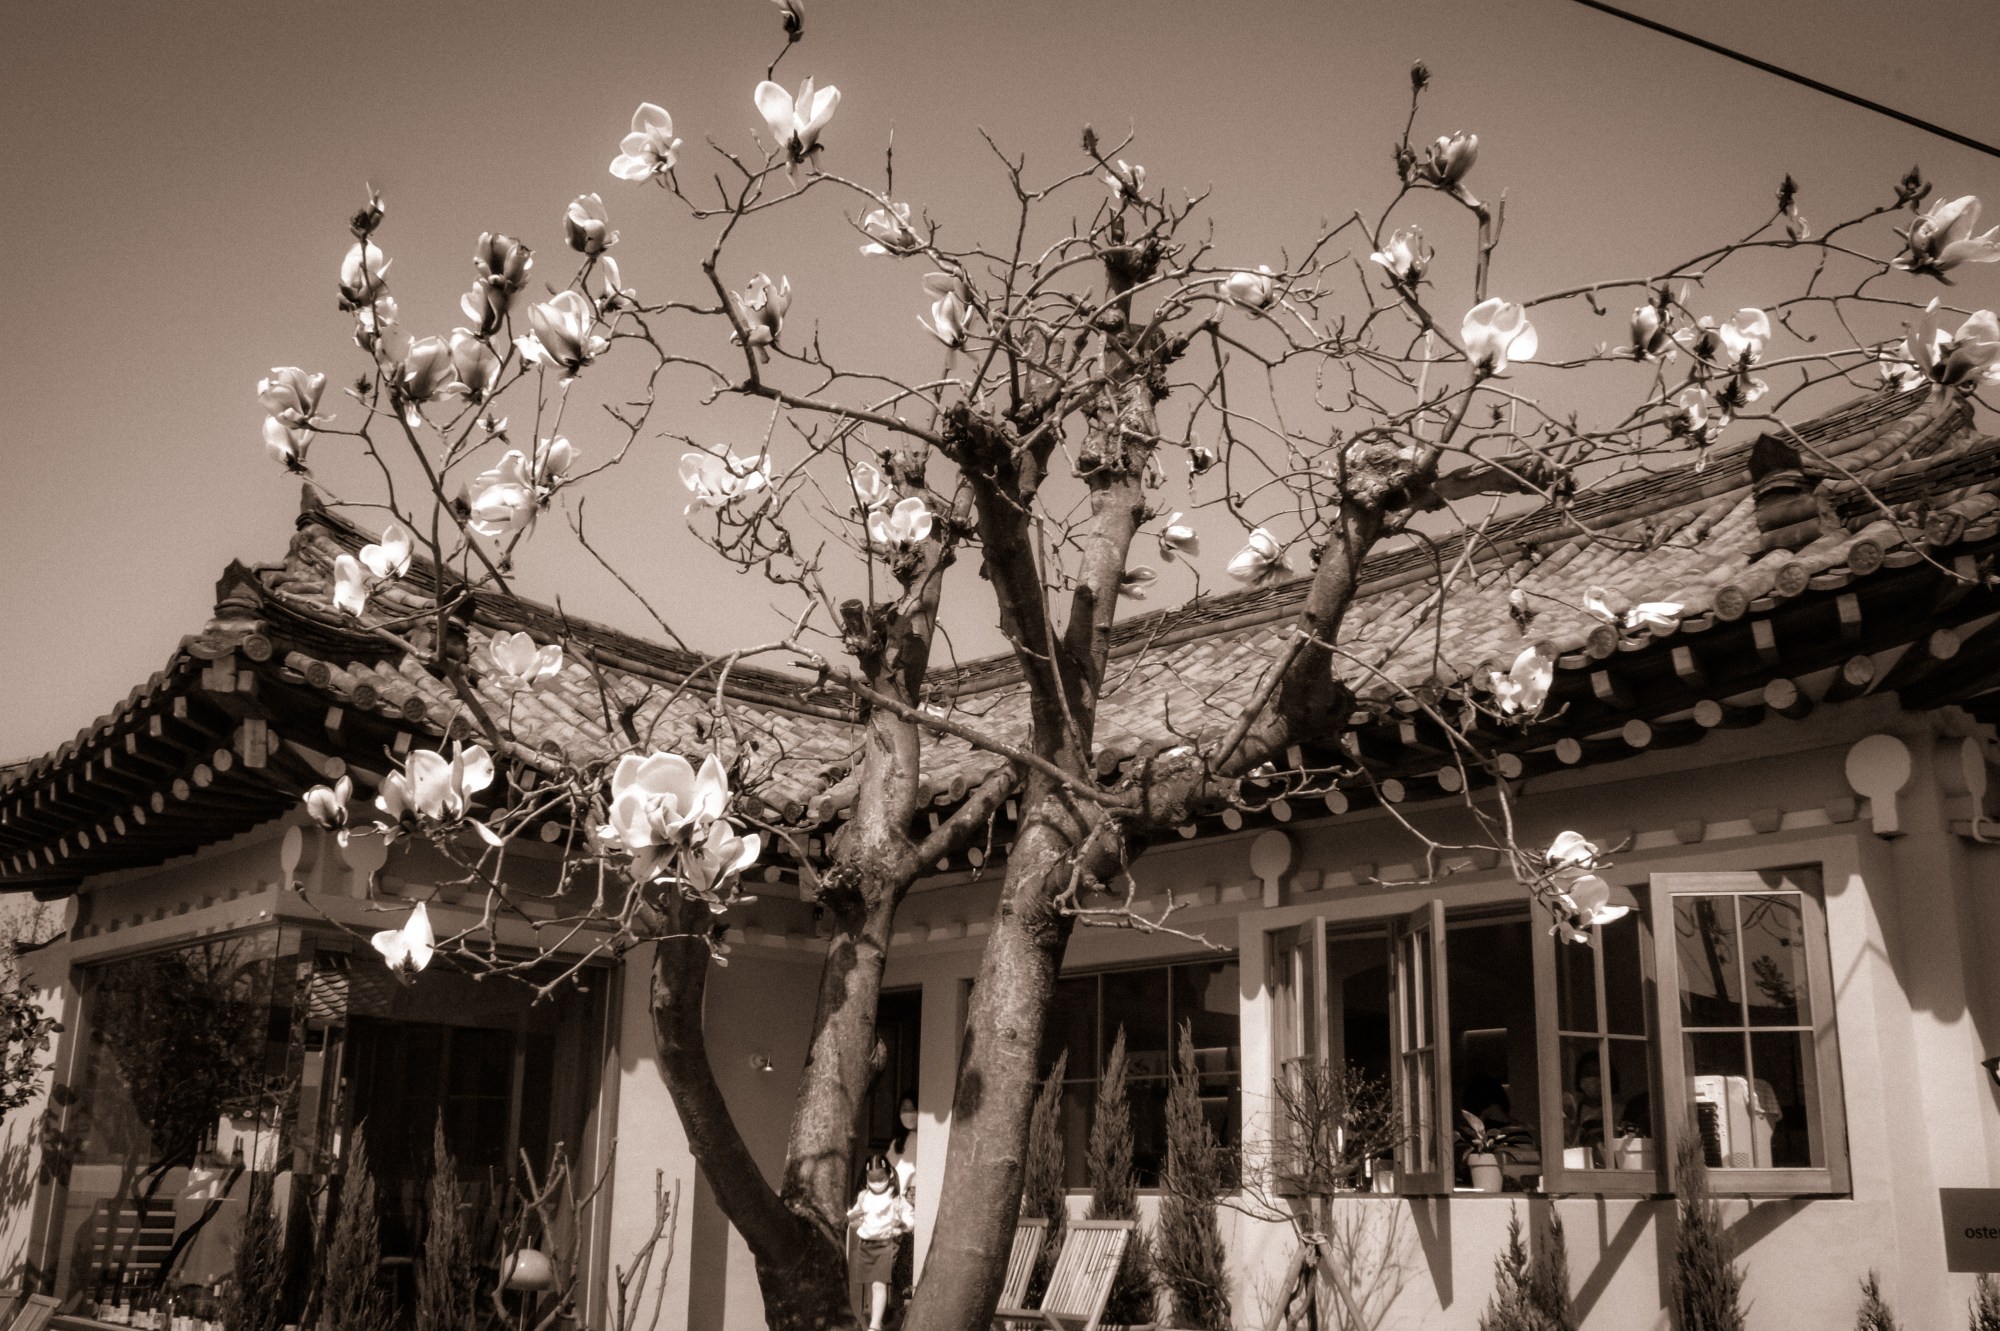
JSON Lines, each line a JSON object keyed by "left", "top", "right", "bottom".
{"left": 1653, "top": 868, "right": 1848, "bottom": 1194}
{"left": 1268, "top": 862, "right": 1846, "bottom": 1197}
{"left": 1038, "top": 958, "right": 1241, "bottom": 1187}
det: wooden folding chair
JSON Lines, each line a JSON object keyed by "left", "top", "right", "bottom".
{"left": 994, "top": 1218, "right": 1133, "bottom": 1331}
{"left": 6, "top": 1294, "right": 58, "bottom": 1331}
{"left": 997, "top": 1216, "right": 1050, "bottom": 1311}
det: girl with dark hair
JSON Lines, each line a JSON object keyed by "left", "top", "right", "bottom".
{"left": 847, "top": 1153, "right": 913, "bottom": 1331}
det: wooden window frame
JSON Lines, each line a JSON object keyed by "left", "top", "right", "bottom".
{"left": 1532, "top": 884, "right": 1664, "bottom": 1196}
{"left": 1650, "top": 867, "right": 1850, "bottom": 1197}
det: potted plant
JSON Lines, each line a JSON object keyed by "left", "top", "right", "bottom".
{"left": 1602, "top": 1120, "right": 1654, "bottom": 1171}
{"left": 1458, "top": 1113, "right": 1533, "bottom": 1193}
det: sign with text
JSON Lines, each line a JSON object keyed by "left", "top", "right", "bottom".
{"left": 1941, "top": 1189, "right": 2000, "bottom": 1272}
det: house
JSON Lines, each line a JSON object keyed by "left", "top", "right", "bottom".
{"left": 4, "top": 383, "right": 2000, "bottom": 1328}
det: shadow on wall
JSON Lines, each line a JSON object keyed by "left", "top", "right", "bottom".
{"left": 1248, "top": 1204, "right": 1422, "bottom": 1331}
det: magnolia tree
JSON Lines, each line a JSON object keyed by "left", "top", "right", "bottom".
{"left": 257, "top": 8, "right": 2000, "bottom": 1328}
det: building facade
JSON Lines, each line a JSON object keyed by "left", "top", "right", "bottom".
{"left": 6, "top": 385, "right": 2000, "bottom": 1328}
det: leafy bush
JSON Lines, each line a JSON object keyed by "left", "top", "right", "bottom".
{"left": 223, "top": 1174, "right": 286, "bottom": 1331}
{"left": 1087, "top": 1029, "right": 1156, "bottom": 1327}
{"left": 1156, "top": 1024, "right": 1229, "bottom": 1331}
{"left": 1669, "top": 1134, "right": 1745, "bottom": 1331}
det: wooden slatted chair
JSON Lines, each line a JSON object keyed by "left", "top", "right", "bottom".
{"left": 6, "top": 1294, "right": 57, "bottom": 1331}
{"left": 997, "top": 1216, "right": 1050, "bottom": 1312}
{"left": 994, "top": 1218, "right": 1133, "bottom": 1331}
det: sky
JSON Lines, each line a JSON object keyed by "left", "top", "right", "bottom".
{"left": 2, "top": 0, "right": 1998, "bottom": 762}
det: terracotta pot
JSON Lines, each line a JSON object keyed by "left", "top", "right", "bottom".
{"left": 1467, "top": 1152, "right": 1504, "bottom": 1193}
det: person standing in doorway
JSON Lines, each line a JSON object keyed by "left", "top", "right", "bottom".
{"left": 847, "top": 1154, "right": 913, "bottom": 1331}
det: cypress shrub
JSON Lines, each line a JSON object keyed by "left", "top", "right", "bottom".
{"left": 416, "top": 1116, "right": 477, "bottom": 1331}
{"left": 1529, "top": 1209, "right": 1577, "bottom": 1331}
{"left": 1973, "top": 1273, "right": 2000, "bottom": 1331}
{"left": 1156, "top": 1024, "right": 1229, "bottom": 1331}
{"left": 1854, "top": 1271, "right": 1899, "bottom": 1331}
{"left": 1087, "top": 1029, "right": 1156, "bottom": 1327}
{"left": 320, "top": 1124, "right": 392, "bottom": 1331}
{"left": 1476, "top": 1209, "right": 1538, "bottom": 1331}
{"left": 223, "top": 1174, "right": 286, "bottom": 1331}
{"left": 1669, "top": 1134, "right": 1746, "bottom": 1331}
{"left": 1022, "top": 1051, "right": 1070, "bottom": 1304}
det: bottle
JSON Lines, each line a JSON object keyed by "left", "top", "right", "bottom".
{"left": 113, "top": 1269, "right": 133, "bottom": 1327}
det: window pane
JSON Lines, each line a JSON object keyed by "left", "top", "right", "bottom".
{"left": 1058, "top": 1081, "right": 1093, "bottom": 1188}
{"left": 1130, "top": 1077, "right": 1169, "bottom": 1187}
{"left": 1676, "top": 896, "right": 1741, "bottom": 1027}
{"left": 1603, "top": 911, "right": 1646, "bottom": 1037}
{"left": 1326, "top": 928, "right": 1391, "bottom": 1081}
{"left": 1741, "top": 895, "right": 1809, "bottom": 1027}
{"left": 1604, "top": 1039, "right": 1655, "bottom": 1167}
{"left": 1045, "top": 975, "right": 1097, "bottom": 1079}
{"left": 1171, "top": 961, "right": 1240, "bottom": 1076}
{"left": 1556, "top": 927, "right": 1598, "bottom": 1033}
{"left": 1103, "top": 968, "right": 1171, "bottom": 1077}
{"left": 1750, "top": 1031, "right": 1815, "bottom": 1168}
{"left": 1688, "top": 1033, "right": 1764, "bottom": 1168}
{"left": 1560, "top": 1035, "right": 1610, "bottom": 1155}
{"left": 1447, "top": 914, "right": 1538, "bottom": 1189}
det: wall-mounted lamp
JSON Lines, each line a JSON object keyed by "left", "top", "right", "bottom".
{"left": 1981, "top": 1054, "right": 2000, "bottom": 1089}
{"left": 749, "top": 1053, "right": 774, "bottom": 1074}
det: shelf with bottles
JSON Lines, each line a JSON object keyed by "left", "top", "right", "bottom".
{"left": 81, "top": 1270, "right": 231, "bottom": 1331}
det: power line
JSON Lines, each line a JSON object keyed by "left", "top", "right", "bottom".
{"left": 1569, "top": 0, "right": 2000, "bottom": 161}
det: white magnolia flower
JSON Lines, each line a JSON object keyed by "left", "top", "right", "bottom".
{"left": 397, "top": 336, "right": 453, "bottom": 423}
{"left": 1670, "top": 387, "right": 1717, "bottom": 441}
{"left": 1711, "top": 308, "right": 1771, "bottom": 366}
{"left": 1369, "top": 226, "right": 1431, "bottom": 286}
{"left": 610, "top": 103, "right": 682, "bottom": 181}
{"left": 1119, "top": 565, "right": 1159, "bottom": 600}
{"left": 372, "top": 902, "right": 436, "bottom": 981}
{"left": 1546, "top": 830, "right": 1600, "bottom": 874}
{"left": 684, "top": 817, "right": 762, "bottom": 904}
{"left": 1461, "top": 298, "right": 1538, "bottom": 375}
{"left": 303, "top": 775, "right": 354, "bottom": 846}
{"left": 680, "top": 451, "right": 772, "bottom": 511}
{"left": 517, "top": 290, "right": 608, "bottom": 377}
{"left": 731, "top": 273, "right": 791, "bottom": 357}
{"left": 1713, "top": 372, "right": 1768, "bottom": 414}
{"left": 1584, "top": 585, "right": 1682, "bottom": 634}
{"left": 1555, "top": 873, "right": 1629, "bottom": 942}
{"left": 1488, "top": 643, "right": 1553, "bottom": 715}
{"left": 771, "top": 0, "right": 804, "bottom": 36}
{"left": 489, "top": 631, "right": 563, "bottom": 689}
{"left": 533, "top": 436, "right": 577, "bottom": 488}
{"left": 860, "top": 202, "right": 918, "bottom": 255}
{"left": 867, "top": 495, "right": 933, "bottom": 551}
{"left": 850, "top": 458, "right": 890, "bottom": 510}
{"left": 1226, "top": 528, "right": 1292, "bottom": 586}
{"left": 1419, "top": 132, "right": 1478, "bottom": 188}
{"left": 359, "top": 522, "right": 413, "bottom": 580}
{"left": 754, "top": 76, "right": 840, "bottom": 161}
{"left": 352, "top": 293, "right": 400, "bottom": 355}
{"left": 1157, "top": 512, "right": 1199, "bottom": 563}
{"left": 1896, "top": 195, "right": 2000, "bottom": 279}
{"left": 378, "top": 744, "right": 495, "bottom": 826}
{"left": 589, "top": 255, "right": 637, "bottom": 312}
{"left": 1104, "top": 159, "right": 1145, "bottom": 198}
{"left": 465, "top": 451, "right": 540, "bottom": 540}
{"left": 264, "top": 416, "right": 313, "bottom": 470}
{"left": 599, "top": 751, "right": 732, "bottom": 883}
{"left": 1877, "top": 351, "right": 1926, "bottom": 391}
{"left": 444, "top": 329, "right": 501, "bottom": 404}
{"left": 258, "top": 367, "right": 329, "bottom": 430}
{"left": 339, "top": 240, "right": 391, "bottom": 307}
{"left": 921, "top": 272, "right": 971, "bottom": 348}
{"left": 564, "top": 192, "right": 617, "bottom": 255}
{"left": 1220, "top": 266, "right": 1278, "bottom": 310}
{"left": 1904, "top": 299, "right": 2000, "bottom": 386}
{"left": 332, "top": 554, "right": 370, "bottom": 617}
{"left": 472, "top": 232, "right": 533, "bottom": 294}
{"left": 1631, "top": 304, "right": 1671, "bottom": 360}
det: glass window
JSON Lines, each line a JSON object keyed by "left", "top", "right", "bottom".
{"left": 1038, "top": 959, "right": 1240, "bottom": 1187}
{"left": 1658, "top": 868, "right": 1843, "bottom": 1188}
{"left": 45, "top": 930, "right": 606, "bottom": 1317}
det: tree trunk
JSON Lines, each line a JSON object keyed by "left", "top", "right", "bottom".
{"left": 650, "top": 917, "right": 856, "bottom": 1331}
{"left": 902, "top": 789, "right": 1080, "bottom": 1331}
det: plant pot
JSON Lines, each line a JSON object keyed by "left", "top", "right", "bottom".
{"left": 1466, "top": 1153, "right": 1504, "bottom": 1193}
{"left": 1370, "top": 1164, "right": 1396, "bottom": 1194}
{"left": 1603, "top": 1135, "right": 1654, "bottom": 1170}
{"left": 1561, "top": 1146, "right": 1592, "bottom": 1170}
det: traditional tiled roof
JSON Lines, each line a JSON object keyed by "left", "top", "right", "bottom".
{"left": 6, "top": 384, "right": 2000, "bottom": 888}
